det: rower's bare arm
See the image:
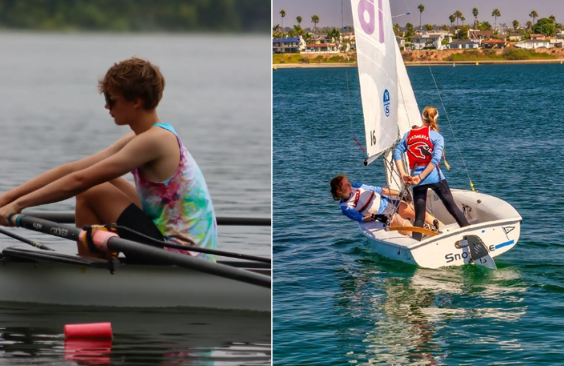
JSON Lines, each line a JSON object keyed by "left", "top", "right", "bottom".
{"left": 4, "top": 132, "right": 135, "bottom": 207}
{"left": 0, "top": 133, "right": 135, "bottom": 207}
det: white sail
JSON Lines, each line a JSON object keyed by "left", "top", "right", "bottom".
{"left": 351, "top": 0, "right": 398, "bottom": 164}
{"left": 395, "top": 42, "right": 421, "bottom": 135}
{"left": 385, "top": 42, "right": 423, "bottom": 192}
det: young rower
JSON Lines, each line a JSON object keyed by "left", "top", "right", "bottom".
{"left": 0, "top": 57, "right": 217, "bottom": 262}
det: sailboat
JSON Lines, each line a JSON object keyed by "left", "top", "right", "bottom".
{"left": 350, "top": 0, "right": 521, "bottom": 269}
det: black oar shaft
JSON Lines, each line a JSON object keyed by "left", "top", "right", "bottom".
{"left": 23, "top": 211, "right": 271, "bottom": 226}
{"left": 0, "top": 227, "right": 54, "bottom": 251}
{"left": 114, "top": 225, "right": 271, "bottom": 263}
{"left": 14, "top": 215, "right": 271, "bottom": 289}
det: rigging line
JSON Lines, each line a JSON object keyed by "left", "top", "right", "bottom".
{"left": 426, "top": 64, "right": 475, "bottom": 189}
{"left": 382, "top": 150, "right": 409, "bottom": 220}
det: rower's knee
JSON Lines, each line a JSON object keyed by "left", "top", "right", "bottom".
{"left": 76, "top": 183, "right": 112, "bottom": 207}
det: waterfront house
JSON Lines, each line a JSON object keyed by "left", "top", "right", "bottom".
{"left": 448, "top": 40, "right": 480, "bottom": 49}
{"left": 396, "top": 36, "right": 406, "bottom": 49}
{"left": 411, "top": 33, "right": 450, "bottom": 50}
{"left": 481, "top": 39, "right": 507, "bottom": 49}
{"left": 468, "top": 30, "right": 493, "bottom": 44}
{"left": 508, "top": 33, "right": 523, "bottom": 42}
{"left": 529, "top": 34, "right": 546, "bottom": 41}
{"left": 515, "top": 40, "right": 552, "bottom": 49}
{"left": 547, "top": 37, "right": 561, "bottom": 47}
{"left": 272, "top": 36, "right": 306, "bottom": 53}
{"left": 304, "top": 43, "right": 340, "bottom": 53}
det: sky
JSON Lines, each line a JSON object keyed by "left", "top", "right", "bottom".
{"left": 272, "top": 0, "right": 564, "bottom": 29}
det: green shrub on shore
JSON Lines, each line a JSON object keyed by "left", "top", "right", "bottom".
{"left": 273, "top": 53, "right": 356, "bottom": 64}
{"left": 502, "top": 48, "right": 556, "bottom": 60}
{"left": 273, "top": 54, "right": 303, "bottom": 64}
{"left": 445, "top": 50, "right": 503, "bottom": 61}
{"left": 444, "top": 48, "right": 557, "bottom": 61}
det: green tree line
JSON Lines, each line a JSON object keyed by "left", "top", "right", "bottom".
{"left": 0, "top": 0, "right": 269, "bottom": 32}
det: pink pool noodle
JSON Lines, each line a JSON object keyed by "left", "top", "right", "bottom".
{"left": 64, "top": 322, "right": 113, "bottom": 339}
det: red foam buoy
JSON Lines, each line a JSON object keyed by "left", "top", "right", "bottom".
{"left": 64, "top": 322, "right": 113, "bottom": 339}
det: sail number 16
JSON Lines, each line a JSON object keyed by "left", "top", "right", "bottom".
{"left": 370, "top": 130, "right": 377, "bottom": 146}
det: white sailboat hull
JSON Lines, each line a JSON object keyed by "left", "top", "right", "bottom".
{"left": 0, "top": 249, "right": 270, "bottom": 312}
{"left": 359, "top": 189, "right": 521, "bottom": 269}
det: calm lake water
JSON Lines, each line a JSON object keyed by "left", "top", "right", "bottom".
{"left": 273, "top": 64, "right": 564, "bottom": 365}
{"left": 0, "top": 33, "right": 271, "bottom": 365}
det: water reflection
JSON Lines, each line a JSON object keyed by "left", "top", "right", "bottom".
{"left": 336, "top": 260, "right": 527, "bottom": 365}
{"left": 0, "top": 304, "right": 271, "bottom": 365}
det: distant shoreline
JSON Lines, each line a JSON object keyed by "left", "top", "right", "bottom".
{"left": 274, "top": 59, "right": 564, "bottom": 69}
{"left": 274, "top": 48, "right": 564, "bottom": 68}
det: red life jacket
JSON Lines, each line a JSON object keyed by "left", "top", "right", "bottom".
{"left": 406, "top": 126, "right": 434, "bottom": 169}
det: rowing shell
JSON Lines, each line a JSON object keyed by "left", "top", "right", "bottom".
{"left": 0, "top": 245, "right": 270, "bottom": 312}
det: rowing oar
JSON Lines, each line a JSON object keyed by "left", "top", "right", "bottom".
{"left": 23, "top": 210, "right": 271, "bottom": 226}
{"left": 21, "top": 210, "right": 270, "bottom": 263}
{"left": 0, "top": 227, "right": 54, "bottom": 251}
{"left": 10, "top": 215, "right": 271, "bottom": 289}
{"left": 113, "top": 225, "right": 270, "bottom": 264}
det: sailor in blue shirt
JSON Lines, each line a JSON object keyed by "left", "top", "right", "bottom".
{"left": 394, "top": 106, "right": 469, "bottom": 240}
{"left": 329, "top": 174, "right": 441, "bottom": 232}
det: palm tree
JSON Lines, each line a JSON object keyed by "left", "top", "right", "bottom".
{"left": 454, "top": 10, "right": 463, "bottom": 27}
{"left": 280, "top": 10, "right": 286, "bottom": 34}
{"left": 529, "top": 10, "right": 538, "bottom": 25}
{"left": 461, "top": 16, "right": 466, "bottom": 26}
{"left": 273, "top": 24, "right": 281, "bottom": 39}
{"left": 491, "top": 9, "right": 501, "bottom": 30}
{"left": 512, "top": 20, "right": 519, "bottom": 31}
{"left": 311, "top": 14, "right": 320, "bottom": 33}
{"left": 393, "top": 23, "right": 401, "bottom": 36}
{"left": 449, "top": 14, "right": 456, "bottom": 29}
{"left": 549, "top": 15, "right": 556, "bottom": 24}
{"left": 526, "top": 21, "right": 532, "bottom": 30}
{"left": 472, "top": 8, "right": 479, "bottom": 28}
{"left": 417, "top": 4, "right": 425, "bottom": 31}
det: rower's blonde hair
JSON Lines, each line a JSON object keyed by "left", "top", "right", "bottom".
{"left": 422, "top": 106, "right": 439, "bottom": 132}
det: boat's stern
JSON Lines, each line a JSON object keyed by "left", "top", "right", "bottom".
{"left": 408, "top": 218, "right": 521, "bottom": 268}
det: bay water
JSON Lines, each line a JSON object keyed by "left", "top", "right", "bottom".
{"left": 273, "top": 64, "right": 564, "bottom": 365}
{"left": 0, "top": 33, "right": 271, "bottom": 365}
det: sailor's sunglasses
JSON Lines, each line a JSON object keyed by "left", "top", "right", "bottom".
{"left": 104, "top": 92, "right": 118, "bottom": 108}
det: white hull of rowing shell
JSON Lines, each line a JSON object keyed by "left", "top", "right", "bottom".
{"left": 0, "top": 259, "right": 270, "bottom": 312}
{"left": 359, "top": 189, "right": 522, "bottom": 269}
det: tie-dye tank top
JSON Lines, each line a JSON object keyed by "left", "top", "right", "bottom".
{"left": 132, "top": 123, "right": 217, "bottom": 262}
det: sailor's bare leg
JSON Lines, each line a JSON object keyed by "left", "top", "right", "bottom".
{"left": 399, "top": 201, "right": 444, "bottom": 228}
{"left": 392, "top": 213, "right": 413, "bottom": 236}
